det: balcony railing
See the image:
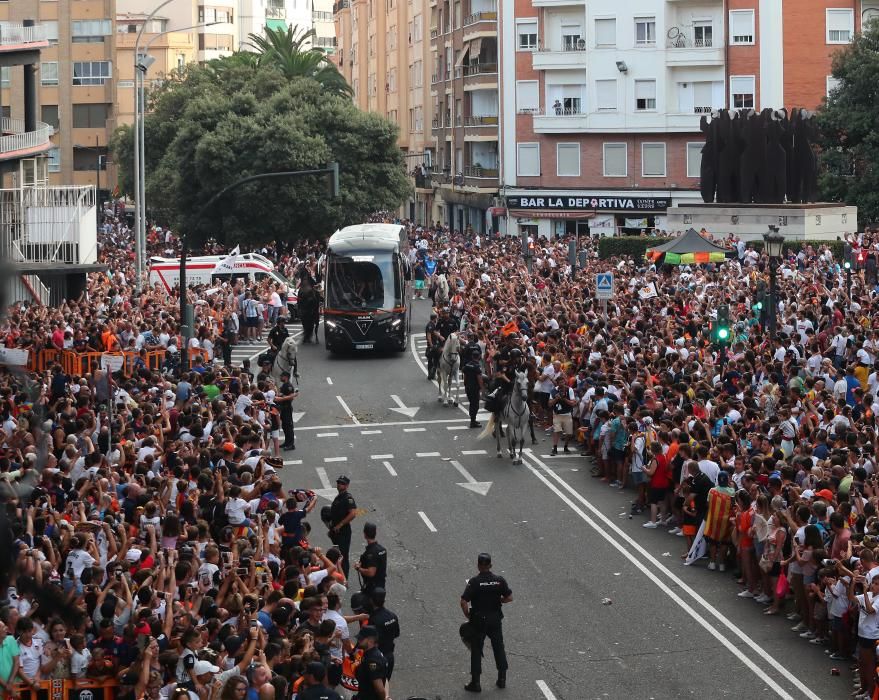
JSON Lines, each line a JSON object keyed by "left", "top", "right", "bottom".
{"left": 463, "top": 165, "right": 499, "bottom": 178}
{"left": 431, "top": 73, "right": 441, "bottom": 84}
{"left": 463, "top": 10, "right": 497, "bottom": 26}
{"left": 430, "top": 27, "right": 440, "bottom": 38}
{"left": 666, "top": 29, "right": 714, "bottom": 49}
{"left": 537, "top": 41, "right": 586, "bottom": 52}
{"left": 544, "top": 105, "right": 584, "bottom": 116}
{"left": 0, "top": 118, "right": 53, "bottom": 159}
{"left": 333, "top": 0, "right": 350, "bottom": 12}
{"left": 0, "top": 23, "right": 47, "bottom": 47}
{"left": 432, "top": 118, "right": 441, "bottom": 129}
{"left": 265, "top": 6, "right": 286, "bottom": 18}
{"left": 463, "top": 62, "right": 497, "bottom": 76}
{"left": 453, "top": 66, "right": 462, "bottom": 78}
{"left": 464, "top": 115, "right": 498, "bottom": 126}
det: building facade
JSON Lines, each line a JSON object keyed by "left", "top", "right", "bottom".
{"left": 499, "top": 0, "right": 877, "bottom": 240}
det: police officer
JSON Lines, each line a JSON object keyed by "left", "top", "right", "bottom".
{"left": 425, "top": 311, "right": 442, "bottom": 380}
{"left": 353, "top": 626, "right": 388, "bottom": 700}
{"left": 438, "top": 306, "right": 459, "bottom": 338}
{"left": 297, "top": 661, "right": 343, "bottom": 700}
{"left": 367, "top": 588, "right": 400, "bottom": 685}
{"left": 275, "top": 369, "right": 298, "bottom": 451}
{"left": 460, "top": 552, "right": 512, "bottom": 692}
{"left": 267, "top": 316, "right": 289, "bottom": 353}
{"left": 329, "top": 475, "right": 357, "bottom": 579}
{"left": 354, "top": 521, "right": 387, "bottom": 594}
{"left": 462, "top": 347, "right": 484, "bottom": 428}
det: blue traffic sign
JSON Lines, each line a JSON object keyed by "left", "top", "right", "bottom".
{"left": 595, "top": 272, "right": 614, "bottom": 300}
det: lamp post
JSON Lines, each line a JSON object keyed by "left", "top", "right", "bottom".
{"left": 179, "top": 165, "right": 340, "bottom": 372}
{"left": 762, "top": 226, "right": 785, "bottom": 339}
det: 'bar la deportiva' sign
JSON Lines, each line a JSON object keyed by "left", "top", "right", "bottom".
{"left": 507, "top": 195, "right": 669, "bottom": 212}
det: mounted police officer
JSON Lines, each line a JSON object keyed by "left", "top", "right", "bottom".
{"left": 425, "top": 311, "right": 443, "bottom": 380}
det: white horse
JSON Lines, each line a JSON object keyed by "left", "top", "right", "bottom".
{"left": 436, "top": 332, "right": 461, "bottom": 406}
{"left": 271, "top": 335, "right": 298, "bottom": 385}
{"left": 479, "top": 370, "right": 531, "bottom": 464}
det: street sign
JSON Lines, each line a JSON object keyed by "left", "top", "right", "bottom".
{"left": 595, "top": 272, "right": 614, "bottom": 300}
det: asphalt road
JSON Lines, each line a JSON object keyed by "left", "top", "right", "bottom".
{"left": 262, "top": 303, "right": 847, "bottom": 700}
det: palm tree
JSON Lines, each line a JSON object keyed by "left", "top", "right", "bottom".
{"left": 247, "top": 24, "right": 352, "bottom": 97}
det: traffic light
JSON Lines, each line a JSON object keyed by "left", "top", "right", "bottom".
{"left": 844, "top": 243, "right": 853, "bottom": 270}
{"left": 715, "top": 304, "right": 730, "bottom": 345}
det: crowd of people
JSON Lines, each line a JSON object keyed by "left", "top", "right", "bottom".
{"left": 2, "top": 202, "right": 879, "bottom": 698}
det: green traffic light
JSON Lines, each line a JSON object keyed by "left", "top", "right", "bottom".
{"left": 844, "top": 261, "right": 852, "bottom": 269}
{"left": 755, "top": 302, "right": 763, "bottom": 311}
{"left": 717, "top": 328, "right": 729, "bottom": 340}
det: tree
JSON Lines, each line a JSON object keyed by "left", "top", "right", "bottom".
{"left": 816, "top": 21, "right": 879, "bottom": 223}
{"left": 111, "top": 63, "right": 410, "bottom": 247}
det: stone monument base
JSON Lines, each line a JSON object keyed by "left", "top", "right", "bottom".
{"left": 666, "top": 203, "right": 857, "bottom": 242}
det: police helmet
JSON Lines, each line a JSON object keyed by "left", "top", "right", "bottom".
{"left": 510, "top": 348, "right": 523, "bottom": 359}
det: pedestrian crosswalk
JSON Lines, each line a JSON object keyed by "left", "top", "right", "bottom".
{"left": 227, "top": 322, "right": 304, "bottom": 368}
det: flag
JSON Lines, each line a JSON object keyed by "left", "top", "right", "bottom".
{"left": 501, "top": 321, "right": 519, "bottom": 336}
{"left": 111, "top": 184, "right": 120, "bottom": 199}
{"left": 683, "top": 520, "right": 707, "bottom": 566}
{"left": 638, "top": 281, "right": 659, "bottom": 300}
{"left": 213, "top": 245, "right": 240, "bottom": 275}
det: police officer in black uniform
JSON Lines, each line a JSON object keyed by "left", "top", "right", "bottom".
{"left": 328, "top": 475, "right": 357, "bottom": 579}
{"left": 461, "top": 346, "right": 484, "bottom": 428}
{"left": 425, "top": 312, "right": 442, "bottom": 380}
{"left": 352, "top": 626, "right": 387, "bottom": 700}
{"left": 460, "top": 552, "right": 513, "bottom": 692}
{"left": 297, "top": 661, "right": 343, "bottom": 700}
{"left": 438, "top": 306, "right": 459, "bottom": 338}
{"left": 354, "top": 521, "right": 387, "bottom": 594}
{"left": 275, "top": 370, "right": 298, "bottom": 451}
{"left": 367, "top": 588, "right": 400, "bottom": 684}
{"left": 267, "top": 316, "right": 289, "bottom": 353}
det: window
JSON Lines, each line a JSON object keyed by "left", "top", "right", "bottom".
{"left": 693, "top": 20, "right": 713, "bottom": 47}
{"left": 693, "top": 82, "right": 713, "bottom": 112}
{"left": 40, "top": 62, "right": 58, "bottom": 86}
{"left": 47, "top": 147, "right": 61, "bottom": 173}
{"left": 730, "top": 75, "right": 755, "bottom": 109}
{"left": 603, "top": 143, "right": 626, "bottom": 177}
{"left": 72, "top": 19, "right": 112, "bottom": 42}
{"left": 73, "top": 103, "right": 110, "bottom": 128}
{"left": 414, "top": 14, "right": 423, "bottom": 42}
{"left": 198, "top": 34, "right": 233, "bottom": 51}
{"left": 517, "top": 143, "right": 540, "bottom": 176}
{"left": 642, "top": 142, "right": 666, "bottom": 177}
{"left": 388, "top": 28, "right": 396, "bottom": 50}
{"left": 557, "top": 143, "right": 580, "bottom": 177}
{"left": 41, "top": 105, "right": 59, "bottom": 130}
{"left": 548, "top": 86, "right": 583, "bottom": 115}
{"left": 827, "top": 9, "right": 854, "bottom": 44}
{"left": 388, "top": 68, "right": 396, "bottom": 93}
{"left": 561, "top": 23, "right": 583, "bottom": 50}
{"left": 594, "top": 17, "right": 615, "bottom": 47}
{"left": 414, "top": 60, "right": 422, "bottom": 87}
{"left": 72, "top": 61, "right": 112, "bottom": 86}
{"left": 729, "top": 10, "right": 754, "bottom": 44}
{"left": 826, "top": 75, "right": 841, "bottom": 97}
{"left": 635, "top": 79, "right": 656, "bottom": 110}
{"left": 0, "top": 66, "right": 8, "bottom": 88}
{"left": 415, "top": 106, "right": 423, "bottom": 132}
{"left": 595, "top": 79, "right": 617, "bottom": 110}
{"left": 42, "top": 21, "right": 59, "bottom": 43}
{"left": 635, "top": 17, "right": 655, "bottom": 46}
{"left": 517, "top": 19, "right": 537, "bottom": 50}
{"left": 73, "top": 146, "right": 108, "bottom": 171}
{"left": 516, "top": 80, "right": 539, "bottom": 112}
{"left": 686, "top": 142, "right": 703, "bottom": 178}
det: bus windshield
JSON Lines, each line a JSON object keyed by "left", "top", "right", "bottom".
{"left": 326, "top": 252, "right": 401, "bottom": 311}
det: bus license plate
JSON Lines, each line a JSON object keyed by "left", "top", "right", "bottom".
{"left": 355, "top": 343, "right": 374, "bottom": 350}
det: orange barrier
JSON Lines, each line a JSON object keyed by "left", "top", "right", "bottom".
{"left": 188, "top": 348, "right": 210, "bottom": 365}
{"left": 27, "top": 348, "right": 61, "bottom": 373}
{"left": 146, "top": 350, "right": 164, "bottom": 371}
{"left": 15, "top": 678, "right": 120, "bottom": 700}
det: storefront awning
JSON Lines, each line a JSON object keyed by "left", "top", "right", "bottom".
{"left": 509, "top": 209, "right": 595, "bottom": 220}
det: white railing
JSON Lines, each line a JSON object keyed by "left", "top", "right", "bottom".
{"left": 0, "top": 23, "right": 47, "bottom": 46}
{"left": 0, "top": 118, "right": 53, "bottom": 156}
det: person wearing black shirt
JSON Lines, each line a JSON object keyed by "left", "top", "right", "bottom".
{"left": 267, "top": 317, "right": 289, "bottom": 353}
{"left": 462, "top": 348, "right": 484, "bottom": 428}
{"left": 329, "top": 476, "right": 357, "bottom": 578}
{"left": 297, "top": 661, "right": 342, "bottom": 700}
{"left": 275, "top": 370, "right": 298, "bottom": 451}
{"left": 460, "top": 552, "right": 512, "bottom": 692}
{"left": 355, "top": 522, "right": 387, "bottom": 594}
{"left": 353, "top": 627, "right": 387, "bottom": 700}
{"left": 425, "top": 313, "right": 442, "bottom": 380}
{"left": 367, "top": 588, "right": 400, "bottom": 682}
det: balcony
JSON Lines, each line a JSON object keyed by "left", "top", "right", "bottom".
{"left": 464, "top": 115, "right": 498, "bottom": 126}
{"left": 265, "top": 5, "right": 286, "bottom": 18}
{"left": 463, "top": 62, "right": 497, "bottom": 89}
{"left": 463, "top": 165, "right": 498, "bottom": 178}
{"left": 0, "top": 23, "right": 49, "bottom": 53}
{"left": 532, "top": 45, "right": 587, "bottom": 70}
{"left": 532, "top": 107, "right": 589, "bottom": 133}
{"left": 464, "top": 10, "right": 497, "bottom": 26}
{"left": 463, "top": 11, "right": 497, "bottom": 41}
{"left": 430, "top": 27, "right": 440, "bottom": 39}
{"left": 665, "top": 30, "right": 723, "bottom": 66}
{"left": 0, "top": 118, "right": 53, "bottom": 162}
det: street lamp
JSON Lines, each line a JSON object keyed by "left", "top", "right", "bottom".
{"left": 762, "top": 226, "right": 784, "bottom": 338}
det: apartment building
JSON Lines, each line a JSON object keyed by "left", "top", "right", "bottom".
{"left": 0, "top": 0, "right": 116, "bottom": 199}
{"left": 500, "top": 0, "right": 876, "bottom": 239}
{"left": 335, "top": 0, "right": 433, "bottom": 224}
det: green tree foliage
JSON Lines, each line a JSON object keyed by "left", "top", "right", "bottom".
{"left": 111, "top": 51, "right": 408, "bottom": 246}
{"left": 816, "top": 21, "right": 879, "bottom": 224}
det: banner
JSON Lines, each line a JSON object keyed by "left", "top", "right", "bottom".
{"left": 100, "top": 353, "right": 125, "bottom": 373}
{"left": 213, "top": 245, "right": 240, "bottom": 275}
{"left": 0, "top": 347, "right": 29, "bottom": 367}
{"left": 638, "top": 281, "right": 659, "bottom": 300}
{"left": 683, "top": 520, "right": 707, "bottom": 566}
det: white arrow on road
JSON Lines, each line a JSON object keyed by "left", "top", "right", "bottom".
{"left": 389, "top": 394, "right": 419, "bottom": 418}
{"left": 292, "top": 412, "right": 306, "bottom": 424}
{"left": 450, "top": 460, "right": 492, "bottom": 496}
{"left": 314, "top": 467, "right": 339, "bottom": 501}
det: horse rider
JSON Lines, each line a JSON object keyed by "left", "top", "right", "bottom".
{"left": 438, "top": 306, "right": 460, "bottom": 339}
{"left": 268, "top": 316, "right": 289, "bottom": 359}
{"left": 425, "top": 311, "right": 443, "bottom": 381}
{"left": 488, "top": 342, "right": 523, "bottom": 407}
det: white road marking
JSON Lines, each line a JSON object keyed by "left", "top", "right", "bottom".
{"left": 389, "top": 394, "right": 419, "bottom": 418}
{"left": 335, "top": 396, "right": 361, "bottom": 424}
{"left": 382, "top": 461, "right": 398, "bottom": 476}
{"left": 536, "top": 681, "right": 558, "bottom": 700}
{"left": 326, "top": 377, "right": 333, "bottom": 385}
{"left": 461, "top": 449, "right": 487, "bottom": 455}
{"left": 541, "top": 453, "right": 582, "bottom": 459}
{"left": 313, "top": 467, "right": 338, "bottom": 500}
{"left": 446, "top": 425, "right": 467, "bottom": 430}
{"left": 283, "top": 459, "right": 303, "bottom": 465}
{"left": 297, "top": 418, "right": 476, "bottom": 431}
{"left": 450, "top": 459, "right": 492, "bottom": 495}
{"left": 316, "top": 467, "right": 333, "bottom": 489}
{"left": 360, "top": 430, "right": 382, "bottom": 435}
{"left": 416, "top": 451, "right": 441, "bottom": 457}
{"left": 418, "top": 511, "right": 437, "bottom": 532}
{"left": 371, "top": 454, "right": 394, "bottom": 459}
{"left": 521, "top": 450, "right": 820, "bottom": 700}
{"left": 404, "top": 427, "right": 426, "bottom": 432}
{"left": 324, "top": 456, "right": 347, "bottom": 463}
{"left": 317, "top": 432, "right": 339, "bottom": 438}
